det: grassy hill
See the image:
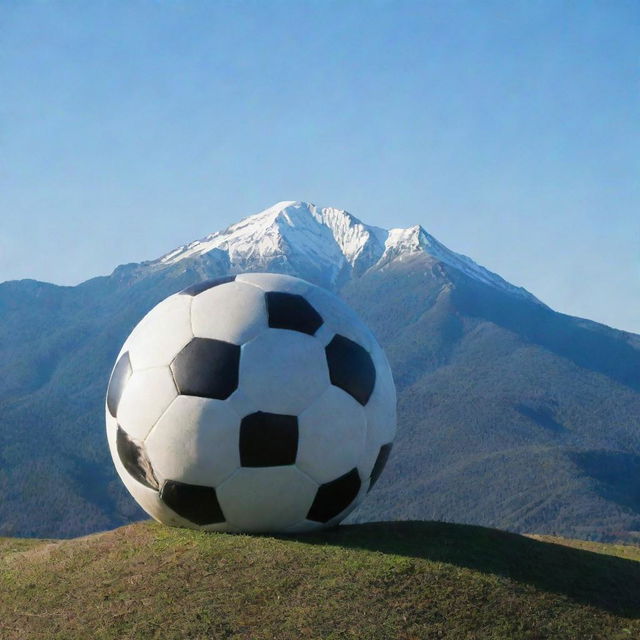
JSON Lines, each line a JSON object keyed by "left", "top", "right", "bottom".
{"left": 1, "top": 521, "right": 639, "bottom": 639}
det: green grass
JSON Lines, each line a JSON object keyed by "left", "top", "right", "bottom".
{"left": 1, "top": 520, "right": 639, "bottom": 639}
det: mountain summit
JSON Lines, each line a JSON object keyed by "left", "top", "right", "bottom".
{"left": 1, "top": 200, "right": 639, "bottom": 540}
{"left": 150, "top": 201, "right": 541, "bottom": 304}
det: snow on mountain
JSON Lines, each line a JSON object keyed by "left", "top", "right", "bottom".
{"left": 379, "top": 225, "right": 541, "bottom": 304}
{"left": 153, "top": 201, "right": 541, "bottom": 304}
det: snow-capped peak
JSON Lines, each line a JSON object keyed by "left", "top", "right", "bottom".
{"left": 157, "top": 201, "right": 386, "bottom": 286}
{"left": 154, "top": 201, "right": 541, "bottom": 303}
{"left": 379, "top": 224, "right": 539, "bottom": 302}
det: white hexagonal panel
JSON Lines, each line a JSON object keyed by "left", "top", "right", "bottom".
{"left": 312, "top": 323, "right": 335, "bottom": 346}
{"left": 226, "top": 387, "right": 260, "bottom": 418}
{"left": 217, "top": 466, "right": 318, "bottom": 532}
{"left": 105, "top": 409, "right": 118, "bottom": 450}
{"left": 191, "top": 280, "right": 267, "bottom": 345}
{"left": 366, "top": 347, "right": 396, "bottom": 442}
{"left": 297, "top": 386, "right": 367, "bottom": 484}
{"left": 116, "top": 366, "right": 178, "bottom": 440}
{"left": 237, "top": 272, "right": 311, "bottom": 295}
{"left": 145, "top": 395, "right": 241, "bottom": 488}
{"left": 105, "top": 412, "right": 207, "bottom": 530}
{"left": 119, "top": 293, "right": 193, "bottom": 370}
{"left": 360, "top": 352, "right": 396, "bottom": 478}
{"left": 239, "top": 329, "right": 330, "bottom": 415}
{"left": 304, "top": 285, "right": 376, "bottom": 351}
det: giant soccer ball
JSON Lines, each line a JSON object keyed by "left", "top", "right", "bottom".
{"left": 105, "top": 273, "right": 396, "bottom": 533}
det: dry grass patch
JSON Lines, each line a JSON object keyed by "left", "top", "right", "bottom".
{"left": 1, "top": 520, "right": 639, "bottom": 639}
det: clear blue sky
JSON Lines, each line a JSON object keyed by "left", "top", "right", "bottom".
{"left": 1, "top": 1, "right": 638, "bottom": 332}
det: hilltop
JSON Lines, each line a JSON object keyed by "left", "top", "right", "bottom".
{"left": 1, "top": 520, "right": 639, "bottom": 639}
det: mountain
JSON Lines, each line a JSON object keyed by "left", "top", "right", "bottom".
{"left": 1, "top": 201, "right": 640, "bottom": 539}
{"left": 2, "top": 520, "right": 639, "bottom": 639}
{"left": 150, "top": 200, "right": 540, "bottom": 304}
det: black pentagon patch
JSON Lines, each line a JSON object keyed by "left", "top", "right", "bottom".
{"left": 179, "top": 275, "right": 236, "bottom": 296}
{"left": 240, "top": 412, "right": 298, "bottom": 467}
{"left": 107, "top": 352, "right": 132, "bottom": 418}
{"left": 116, "top": 425, "right": 159, "bottom": 490}
{"left": 325, "top": 335, "right": 376, "bottom": 405}
{"left": 171, "top": 337, "right": 240, "bottom": 400}
{"left": 368, "top": 443, "right": 393, "bottom": 492}
{"left": 307, "top": 468, "right": 361, "bottom": 523}
{"left": 160, "top": 480, "right": 225, "bottom": 525}
{"left": 265, "top": 291, "right": 323, "bottom": 335}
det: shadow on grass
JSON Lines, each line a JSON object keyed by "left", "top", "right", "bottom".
{"left": 287, "top": 521, "right": 640, "bottom": 617}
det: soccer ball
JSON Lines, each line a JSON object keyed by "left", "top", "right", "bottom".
{"left": 105, "top": 273, "right": 396, "bottom": 533}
